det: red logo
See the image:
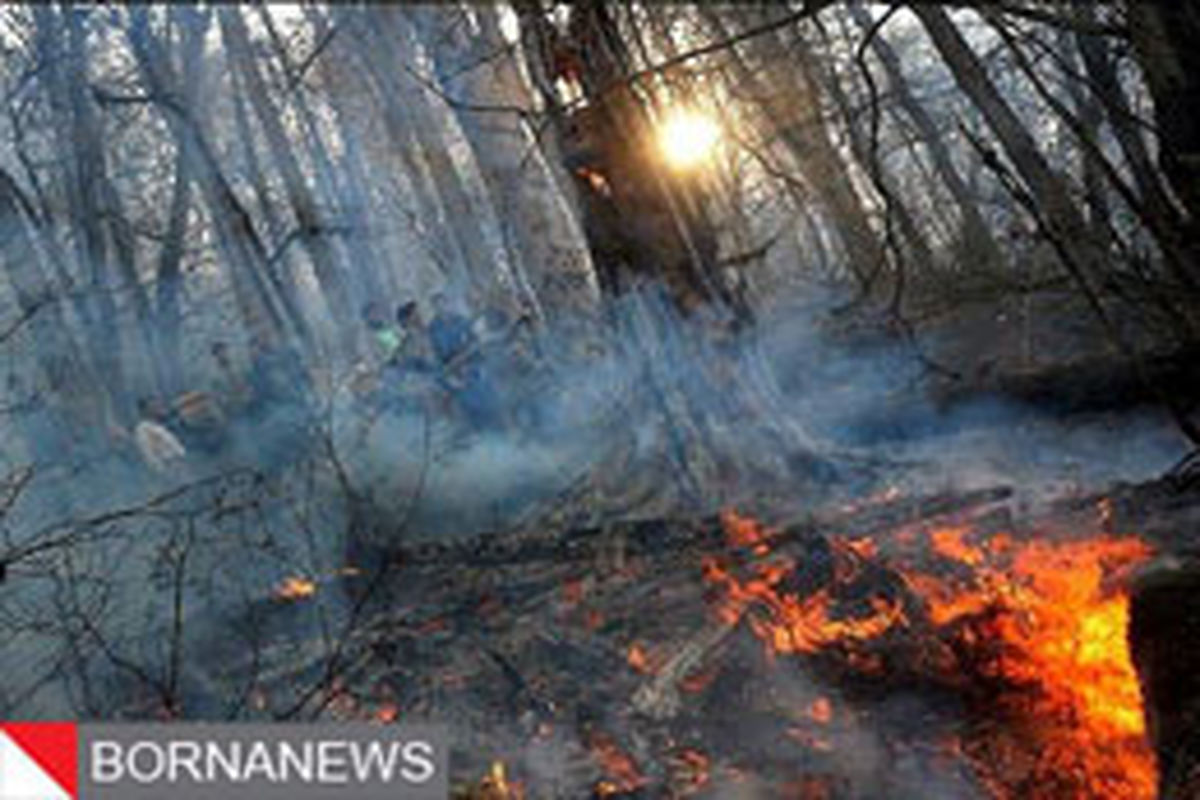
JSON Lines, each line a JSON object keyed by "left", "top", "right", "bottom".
{"left": 0, "top": 723, "right": 77, "bottom": 799}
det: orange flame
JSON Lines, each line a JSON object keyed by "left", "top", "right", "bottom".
{"left": 373, "top": 703, "right": 398, "bottom": 723}
{"left": 918, "top": 532, "right": 1151, "bottom": 738}
{"left": 703, "top": 510, "right": 1156, "bottom": 798}
{"left": 670, "top": 748, "right": 711, "bottom": 794}
{"left": 720, "top": 508, "right": 772, "bottom": 556}
{"left": 274, "top": 576, "right": 317, "bottom": 601}
{"left": 472, "top": 761, "right": 524, "bottom": 800}
{"left": 929, "top": 524, "right": 985, "bottom": 565}
{"left": 808, "top": 697, "right": 833, "bottom": 724}
{"left": 702, "top": 557, "right": 904, "bottom": 653}
{"left": 627, "top": 642, "right": 653, "bottom": 674}
{"left": 588, "top": 731, "right": 647, "bottom": 795}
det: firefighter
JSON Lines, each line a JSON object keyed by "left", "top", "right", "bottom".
{"left": 363, "top": 301, "right": 402, "bottom": 367}
{"left": 171, "top": 388, "right": 228, "bottom": 456}
{"left": 380, "top": 301, "right": 438, "bottom": 416}
{"left": 428, "top": 293, "right": 476, "bottom": 368}
{"left": 390, "top": 301, "right": 433, "bottom": 367}
{"left": 429, "top": 294, "right": 512, "bottom": 433}
{"left": 456, "top": 307, "right": 510, "bottom": 432}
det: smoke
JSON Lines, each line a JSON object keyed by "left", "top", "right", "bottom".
{"left": 328, "top": 282, "right": 845, "bottom": 542}
{"left": 328, "top": 277, "right": 1188, "bottom": 549}
{"left": 1, "top": 268, "right": 1187, "bottom": 723}
{"left": 0, "top": 9, "right": 1188, "bottom": 794}
{"left": 754, "top": 286, "right": 1188, "bottom": 505}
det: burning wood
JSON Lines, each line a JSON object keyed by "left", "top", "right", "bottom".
{"left": 453, "top": 761, "right": 524, "bottom": 800}
{"left": 702, "top": 507, "right": 1157, "bottom": 798}
{"left": 273, "top": 575, "right": 317, "bottom": 602}
{"left": 1129, "top": 557, "right": 1200, "bottom": 799}
{"left": 277, "top": 482, "right": 1194, "bottom": 796}
{"left": 586, "top": 729, "right": 647, "bottom": 795}
{"left": 668, "top": 748, "right": 711, "bottom": 794}
{"left": 632, "top": 619, "right": 735, "bottom": 719}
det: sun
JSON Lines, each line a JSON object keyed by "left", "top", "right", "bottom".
{"left": 658, "top": 110, "right": 721, "bottom": 170}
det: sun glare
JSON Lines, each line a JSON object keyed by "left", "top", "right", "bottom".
{"left": 658, "top": 110, "right": 721, "bottom": 170}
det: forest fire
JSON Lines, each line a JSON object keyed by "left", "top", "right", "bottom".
{"left": 705, "top": 509, "right": 1157, "bottom": 798}
{"left": 4, "top": 2, "right": 1199, "bottom": 798}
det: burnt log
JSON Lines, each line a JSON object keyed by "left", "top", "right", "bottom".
{"left": 1129, "top": 557, "right": 1200, "bottom": 798}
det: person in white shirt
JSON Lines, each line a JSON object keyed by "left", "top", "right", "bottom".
{"left": 133, "top": 398, "right": 187, "bottom": 474}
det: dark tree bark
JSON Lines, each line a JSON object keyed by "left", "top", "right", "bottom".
{"left": 1074, "top": 5, "right": 1182, "bottom": 236}
{"left": 152, "top": 7, "right": 216, "bottom": 396}
{"left": 1129, "top": 562, "right": 1200, "bottom": 798}
{"left": 517, "top": 0, "right": 742, "bottom": 320}
{"left": 1126, "top": 2, "right": 1200, "bottom": 231}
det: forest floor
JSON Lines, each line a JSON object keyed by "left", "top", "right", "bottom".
{"left": 284, "top": 472, "right": 1199, "bottom": 798}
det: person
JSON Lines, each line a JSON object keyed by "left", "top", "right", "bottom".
{"left": 133, "top": 397, "right": 188, "bottom": 474}
{"left": 250, "top": 337, "right": 316, "bottom": 468}
{"left": 171, "top": 388, "right": 228, "bottom": 456}
{"left": 379, "top": 301, "right": 438, "bottom": 415}
{"left": 483, "top": 308, "right": 544, "bottom": 434}
{"left": 428, "top": 293, "right": 476, "bottom": 368}
{"left": 386, "top": 301, "right": 433, "bottom": 367}
{"left": 454, "top": 308, "right": 509, "bottom": 431}
{"left": 428, "top": 293, "right": 511, "bottom": 432}
{"left": 363, "top": 302, "right": 401, "bottom": 367}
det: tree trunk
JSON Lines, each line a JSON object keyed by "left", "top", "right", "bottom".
{"left": 714, "top": 11, "right": 887, "bottom": 294}
{"left": 410, "top": 4, "right": 600, "bottom": 324}
{"left": 1126, "top": 1, "right": 1200, "bottom": 232}
{"left": 350, "top": 7, "right": 502, "bottom": 303}
{"left": 847, "top": 2, "right": 1003, "bottom": 272}
{"left": 219, "top": 8, "right": 356, "bottom": 358}
{"left": 127, "top": 8, "right": 289, "bottom": 352}
{"left": 914, "top": 4, "right": 1200, "bottom": 445}
{"left": 1129, "top": 561, "right": 1200, "bottom": 798}
{"left": 0, "top": 169, "right": 106, "bottom": 458}
{"left": 149, "top": 10, "right": 211, "bottom": 397}
{"left": 1074, "top": 6, "right": 1182, "bottom": 236}
{"left": 269, "top": 8, "right": 388, "bottom": 315}
{"left": 804, "top": 23, "right": 938, "bottom": 287}
{"left": 224, "top": 61, "right": 313, "bottom": 351}
{"left": 34, "top": 7, "right": 123, "bottom": 415}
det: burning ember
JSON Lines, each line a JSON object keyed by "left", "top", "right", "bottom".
{"left": 273, "top": 575, "right": 317, "bottom": 601}
{"left": 587, "top": 730, "right": 647, "bottom": 796}
{"left": 455, "top": 761, "right": 525, "bottom": 800}
{"left": 627, "top": 642, "right": 652, "bottom": 674}
{"left": 704, "top": 509, "right": 1157, "bottom": 798}
{"left": 668, "top": 748, "right": 711, "bottom": 795}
